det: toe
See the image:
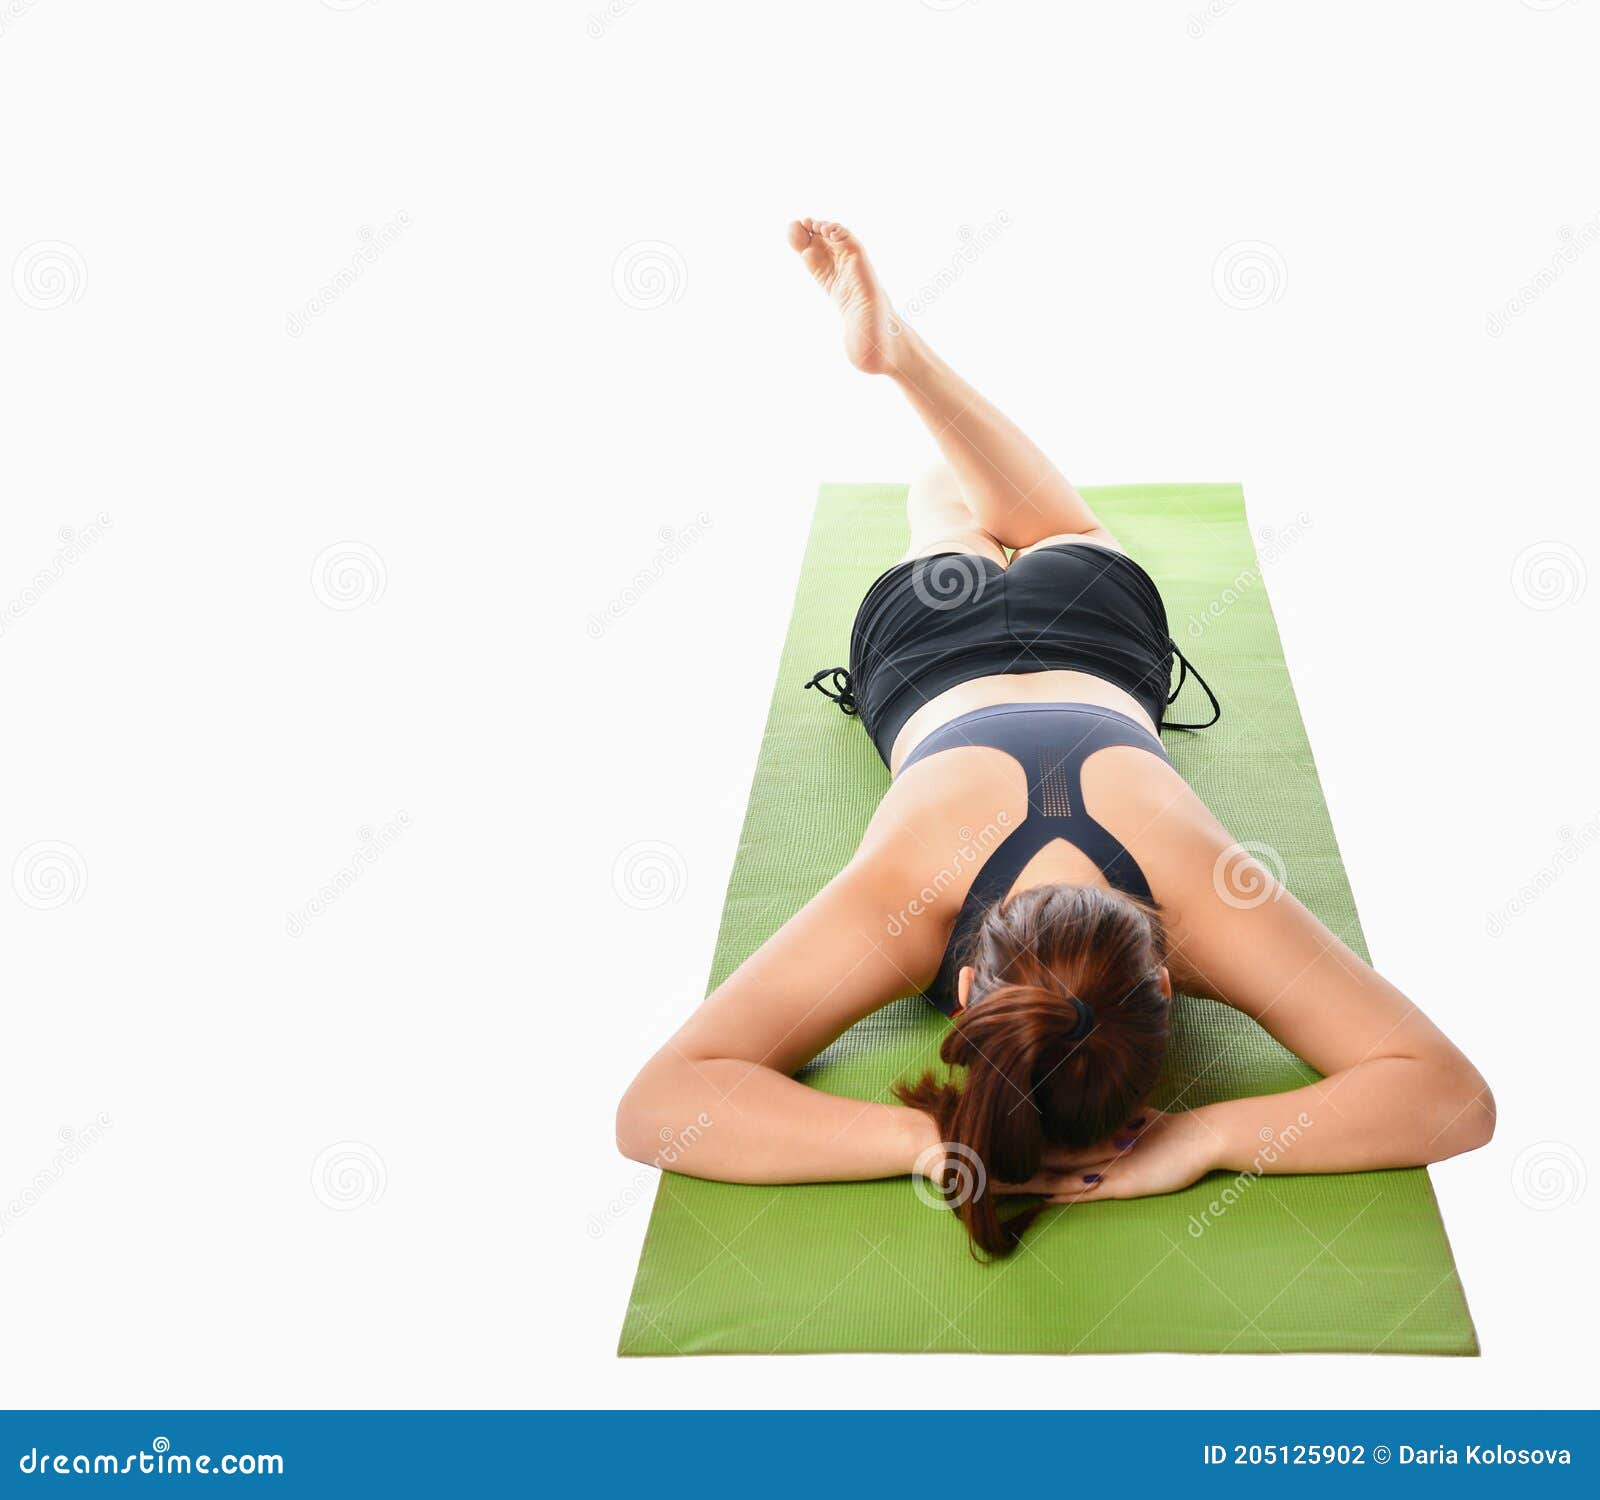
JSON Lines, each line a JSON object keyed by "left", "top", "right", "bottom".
{"left": 824, "top": 223, "right": 861, "bottom": 260}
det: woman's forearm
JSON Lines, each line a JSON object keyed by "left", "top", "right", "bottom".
{"left": 617, "top": 1056, "right": 943, "bottom": 1184}
{"left": 1194, "top": 1056, "right": 1495, "bottom": 1176}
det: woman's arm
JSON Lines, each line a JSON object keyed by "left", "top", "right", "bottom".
{"left": 615, "top": 832, "right": 950, "bottom": 1185}
{"left": 1152, "top": 795, "right": 1496, "bottom": 1175}
{"left": 1048, "top": 762, "right": 1496, "bottom": 1208}
{"left": 617, "top": 1054, "right": 940, "bottom": 1184}
{"left": 1053, "top": 797, "right": 1496, "bottom": 1205}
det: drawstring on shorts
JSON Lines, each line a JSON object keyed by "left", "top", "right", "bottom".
{"left": 804, "top": 666, "right": 858, "bottom": 717}
{"left": 1163, "top": 638, "right": 1221, "bottom": 731}
{"left": 806, "top": 642, "right": 1221, "bottom": 733}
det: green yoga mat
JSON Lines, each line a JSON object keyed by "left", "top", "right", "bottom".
{"left": 620, "top": 482, "right": 1477, "bottom": 1356}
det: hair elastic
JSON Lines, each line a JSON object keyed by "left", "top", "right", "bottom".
{"left": 1066, "top": 995, "right": 1095, "bottom": 1041}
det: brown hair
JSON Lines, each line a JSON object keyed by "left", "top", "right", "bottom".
{"left": 895, "top": 883, "right": 1170, "bottom": 1257}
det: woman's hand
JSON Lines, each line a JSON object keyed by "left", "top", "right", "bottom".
{"left": 989, "top": 1108, "right": 1221, "bottom": 1203}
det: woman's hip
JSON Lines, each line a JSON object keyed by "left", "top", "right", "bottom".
{"left": 842, "top": 546, "right": 1176, "bottom": 764}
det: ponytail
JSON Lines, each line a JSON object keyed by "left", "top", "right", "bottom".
{"left": 894, "top": 884, "right": 1171, "bottom": 1257}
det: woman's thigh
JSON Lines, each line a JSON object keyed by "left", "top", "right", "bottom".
{"left": 899, "top": 531, "right": 1009, "bottom": 566}
{"left": 901, "top": 463, "right": 1009, "bottom": 566}
{"left": 1011, "top": 528, "right": 1124, "bottom": 560}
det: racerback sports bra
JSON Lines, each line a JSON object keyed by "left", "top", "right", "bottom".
{"left": 897, "top": 701, "right": 1171, "bottom": 1014}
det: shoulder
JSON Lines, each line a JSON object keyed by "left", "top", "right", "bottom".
{"left": 1080, "top": 744, "right": 1242, "bottom": 915}
{"left": 851, "top": 755, "right": 1023, "bottom": 930}
{"left": 1082, "top": 742, "right": 1216, "bottom": 844}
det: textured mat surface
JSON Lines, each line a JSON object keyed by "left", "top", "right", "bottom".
{"left": 620, "top": 483, "right": 1476, "bottom": 1356}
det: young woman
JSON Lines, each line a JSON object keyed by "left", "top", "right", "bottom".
{"left": 616, "top": 219, "right": 1494, "bottom": 1256}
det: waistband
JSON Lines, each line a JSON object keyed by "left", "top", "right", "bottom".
{"left": 896, "top": 699, "right": 1170, "bottom": 777}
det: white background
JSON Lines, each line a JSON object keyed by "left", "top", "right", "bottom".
{"left": 2, "top": 2, "right": 1596, "bottom": 1409}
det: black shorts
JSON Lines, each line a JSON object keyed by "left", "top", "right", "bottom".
{"left": 846, "top": 543, "right": 1178, "bottom": 764}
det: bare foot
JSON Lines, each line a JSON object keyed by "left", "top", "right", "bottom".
{"left": 787, "top": 218, "right": 902, "bottom": 375}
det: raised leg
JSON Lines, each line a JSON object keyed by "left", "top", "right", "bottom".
{"left": 788, "top": 217, "right": 1118, "bottom": 554}
{"left": 902, "top": 462, "right": 1007, "bottom": 566}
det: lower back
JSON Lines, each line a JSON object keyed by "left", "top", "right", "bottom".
{"left": 890, "top": 669, "right": 1158, "bottom": 775}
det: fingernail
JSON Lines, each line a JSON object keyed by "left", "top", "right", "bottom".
{"left": 1115, "top": 1138, "right": 1134, "bottom": 1150}
{"left": 1129, "top": 1117, "right": 1146, "bottom": 1129}
{"left": 1082, "top": 1173, "right": 1100, "bottom": 1183}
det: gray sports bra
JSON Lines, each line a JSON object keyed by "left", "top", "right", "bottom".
{"left": 898, "top": 701, "right": 1170, "bottom": 1014}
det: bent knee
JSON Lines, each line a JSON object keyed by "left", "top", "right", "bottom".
{"left": 1012, "top": 526, "right": 1123, "bottom": 559}
{"left": 899, "top": 530, "right": 1008, "bottom": 567}
{"left": 907, "top": 460, "right": 965, "bottom": 507}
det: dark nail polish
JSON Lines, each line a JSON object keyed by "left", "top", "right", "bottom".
{"left": 1129, "top": 1117, "right": 1146, "bottom": 1129}
{"left": 1116, "top": 1138, "right": 1134, "bottom": 1150}
{"left": 1082, "top": 1173, "right": 1101, "bottom": 1183}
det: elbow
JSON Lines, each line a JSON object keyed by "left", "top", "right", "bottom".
{"left": 614, "top": 1079, "right": 660, "bottom": 1166}
{"left": 616, "top": 1059, "right": 721, "bottom": 1174}
{"left": 615, "top": 1056, "right": 701, "bottom": 1167}
{"left": 1460, "top": 1080, "right": 1497, "bottom": 1152}
{"left": 1431, "top": 1065, "right": 1497, "bottom": 1160}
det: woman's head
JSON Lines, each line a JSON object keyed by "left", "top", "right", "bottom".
{"left": 895, "top": 883, "right": 1172, "bottom": 1257}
